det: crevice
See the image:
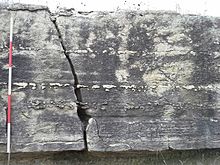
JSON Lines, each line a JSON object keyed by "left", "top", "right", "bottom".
{"left": 50, "top": 16, "right": 91, "bottom": 151}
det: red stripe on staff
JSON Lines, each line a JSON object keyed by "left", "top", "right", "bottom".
{"left": 7, "top": 16, "right": 13, "bottom": 155}
{"left": 7, "top": 95, "right": 11, "bottom": 123}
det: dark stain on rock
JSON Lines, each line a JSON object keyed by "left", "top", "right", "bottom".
{"left": 24, "top": 18, "right": 34, "bottom": 32}
{"left": 127, "top": 24, "right": 154, "bottom": 52}
{"left": 184, "top": 17, "right": 219, "bottom": 118}
{"left": 17, "top": 17, "right": 35, "bottom": 34}
{"left": 63, "top": 24, "right": 72, "bottom": 51}
{"left": 45, "top": 28, "right": 56, "bottom": 42}
{"left": 78, "top": 21, "right": 90, "bottom": 49}
{"left": 129, "top": 66, "right": 145, "bottom": 84}
{"left": 62, "top": 24, "right": 68, "bottom": 46}
{"left": 90, "top": 38, "right": 121, "bottom": 55}
{"left": 65, "top": 24, "right": 69, "bottom": 30}
{"left": 192, "top": 51, "right": 220, "bottom": 84}
{"left": 0, "top": 57, "right": 10, "bottom": 82}
{"left": 195, "top": 89, "right": 216, "bottom": 117}
{"left": 128, "top": 53, "right": 155, "bottom": 84}
{"left": 13, "top": 34, "right": 31, "bottom": 50}
{"left": 105, "top": 20, "right": 120, "bottom": 36}
{"left": 189, "top": 17, "right": 220, "bottom": 85}
{"left": 82, "top": 23, "right": 122, "bottom": 83}
{"left": 92, "top": 25, "right": 106, "bottom": 39}
{"left": 81, "top": 51, "right": 121, "bottom": 84}
{"left": 12, "top": 55, "right": 34, "bottom": 81}
{"left": 90, "top": 20, "right": 121, "bottom": 55}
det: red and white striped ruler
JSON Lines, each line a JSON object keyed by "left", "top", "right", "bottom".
{"left": 7, "top": 16, "right": 13, "bottom": 155}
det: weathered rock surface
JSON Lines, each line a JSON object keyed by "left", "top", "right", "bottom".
{"left": 87, "top": 117, "right": 220, "bottom": 151}
{"left": 0, "top": 5, "right": 84, "bottom": 152}
{"left": 0, "top": 4, "right": 220, "bottom": 153}
{"left": 56, "top": 11, "right": 220, "bottom": 151}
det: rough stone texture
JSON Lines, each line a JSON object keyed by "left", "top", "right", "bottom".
{"left": 56, "top": 11, "right": 220, "bottom": 151}
{"left": 1, "top": 4, "right": 220, "bottom": 154}
{"left": 87, "top": 117, "right": 220, "bottom": 151}
{"left": 0, "top": 5, "right": 84, "bottom": 152}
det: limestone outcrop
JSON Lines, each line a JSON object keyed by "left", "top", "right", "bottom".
{"left": 0, "top": 4, "right": 220, "bottom": 153}
{"left": 0, "top": 4, "right": 84, "bottom": 152}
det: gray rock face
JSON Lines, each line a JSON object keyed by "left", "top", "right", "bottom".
{"left": 87, "top": 117, "right": 220, "bottom": 151}
{"left": 0, "top": 5, "right": 84, "bottom": 152}
{"left": 56, "top": 11, "right": 220, "bottom": 151}
{"left": 0, "top": 4, "right": 220, "bottom": 153}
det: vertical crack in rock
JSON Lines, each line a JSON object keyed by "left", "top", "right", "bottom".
{"left": 50, "top": 16, "right": 90, "bottom": 150}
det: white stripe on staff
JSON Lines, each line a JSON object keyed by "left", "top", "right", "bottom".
{"left": 7, "top": 16, "right": 13, "bottom": 156}
{"left": 10, "top": 16, "right": 13, "bottom": 43}
{"left": 8, "top": 67, "right": 12, "bottom": 95}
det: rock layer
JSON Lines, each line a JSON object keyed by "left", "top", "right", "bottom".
{"left": 56, "top": 11, "right": 220, "bottom": 151}
{"left": 0, "top": 4, "right": 84, "bottom": 152}
{"left": 0, "top": 4, "right": 220, "bottom": 153}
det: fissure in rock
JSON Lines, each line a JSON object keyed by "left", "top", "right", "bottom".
{"left": 50, "top": 16, "right": 91, "bottom": 150}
